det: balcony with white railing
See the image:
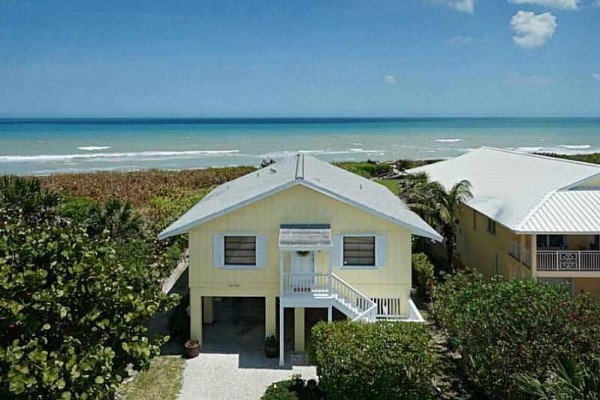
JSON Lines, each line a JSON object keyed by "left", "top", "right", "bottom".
{"left": 537, "top": 250, "right": 600, "bottom": 273}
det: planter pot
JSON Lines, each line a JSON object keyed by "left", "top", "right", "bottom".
{"left": 183, "top": 341, "right": 201, "bottom": 359}
{"left": 265, "top": 345, "right": 279, "bottom": 358}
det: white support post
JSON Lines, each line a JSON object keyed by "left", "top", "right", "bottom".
{"left": 279, "top": 305, "right": 285, "bottom": 366}
{"left": 328, "top": 305, "right": 332, "bottom": 322}
{"left": 279, "top": 251, "right": 284, "bottom": 296}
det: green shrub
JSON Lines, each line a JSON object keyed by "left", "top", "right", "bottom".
{"left": 60, "top": 196, "right": 97, "bottom": 223}
{"left": 434, "top": 272, "right": 600, "bottom": 399}
{"left": 262, "top": 379, "right": 297, "bottom": 400}
{"left": 0, "top": 179, "right": 177, "bottom": 399}
{"left": 311, "top": 321, "right": 437, "bottom": 400}
{"left": 262, "top": 375, "right": 323, "bottom": 400}
{"left": 412, "top": 253, "right": 435, "bottom": 300}
{"left": 335, "top": 162, "right": 392, "bottom": 178}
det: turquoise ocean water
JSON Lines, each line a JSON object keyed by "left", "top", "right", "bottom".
{"left": 1, "top": 118, "right": 599, "bottom": 175}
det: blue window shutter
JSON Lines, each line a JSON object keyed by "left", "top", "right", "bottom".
{"left": 375, "top": 235, "right": 387, "bottom": 267}
{"left": 332, "top": 235, "right": 343, "bottom": 267}
{"left": 255, "top": 235, "right": 267, "bottom": 267}
{"left": 213, "top": 235, "right": 224, "bottom": 268}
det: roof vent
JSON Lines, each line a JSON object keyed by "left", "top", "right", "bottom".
{"left": 360, "top": 184, "right": 363, "bottom": 190}
{"left": 270, "top": 167, "right": 277, "bottom": 173}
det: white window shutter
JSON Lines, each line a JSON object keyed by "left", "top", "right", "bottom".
{"left": 255, "top": 235, "right": 267, "bottom": 267}
{"left": 213, "top": 235, "right": 224, "bottom": 268}
{"left": 375, "top": 235, "right": 387, "bottom": 267}
{"left": 332, "top": 235, "right": 343, "bottom": 267}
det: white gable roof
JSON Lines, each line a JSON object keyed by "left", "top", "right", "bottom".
{"left": 159, "top": 154, "right": 442, "bottom": 241}
{"left": 409, "top": 147, "right": 600, "bottom": 234}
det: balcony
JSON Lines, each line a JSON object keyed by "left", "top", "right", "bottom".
{"left": 537, "top": 250, "right": 600, "bottom": 272}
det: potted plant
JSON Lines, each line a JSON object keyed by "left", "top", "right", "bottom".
{"left": 265, "top": 335, "right": 279, "bottom": 358}
{"left": 183, "top": 340, "right": 201, "bottom": 358}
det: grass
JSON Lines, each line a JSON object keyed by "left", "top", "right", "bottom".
{"left": 118, "top": 356, "right": 185, "bottom": 400}
{"left": 375, "top": 178, "right": 400, "bottom": 195}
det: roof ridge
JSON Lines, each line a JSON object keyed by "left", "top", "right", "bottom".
{"left": 480, "top": 146, "right": 600, "bottom": 169}
{"left": 514, "top": 189, "right": 557, "bottom": 232}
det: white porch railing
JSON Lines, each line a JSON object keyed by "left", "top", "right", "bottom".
{"left": 281, "top": 272, "right": 377, "bottom": 322}
{"left": 282, "top": 272, "right": 329, "bottom": 294}
{"left": 331, "top": 274, "right": 377, "bottom": 322}
{"left": 537, "top": 250, "right": 600, "bottom": 272}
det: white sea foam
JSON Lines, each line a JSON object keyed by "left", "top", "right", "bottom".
{"left": 77, "top": 146, "right": 112, "bottom": 151}
{"left": 435, "top": 138, "right": 462, "bottom": 143}
{"left": 558, "top": 144, "right": 591, "bottom": 150}
{"left": 0, "top": 149, "right": 240, "bottom": 163}
{"left": 260, "top": 149, "right": 386, "bottom": 158}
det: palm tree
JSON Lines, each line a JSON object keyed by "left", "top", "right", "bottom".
{"left": 399, "top": 173, "right": 472, "bottom": 271}
{"left": 86, "top": 198, "right": 144, "bottom": 242}
{"left": 516, "top": 357, "right": 600, "bottom": 399}
{"left": 0, "top": 175, "right": 60, "bottom": 219}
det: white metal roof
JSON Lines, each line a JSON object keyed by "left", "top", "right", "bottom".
{"left": 159, "top": 154, "right": 442, "bottom": 241}
{"left": 519, "top": 190, "right": 600, "bottom": 234}
{"left": 409, "top": 147, "right": 600, "bottom": 234}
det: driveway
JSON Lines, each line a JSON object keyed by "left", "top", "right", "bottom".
{"left": 177, "top": 351, "right": 317, "bottom": 400}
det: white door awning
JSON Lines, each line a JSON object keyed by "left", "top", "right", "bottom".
{"left": 278, "top": 224, "right": 332, "bottom": 251}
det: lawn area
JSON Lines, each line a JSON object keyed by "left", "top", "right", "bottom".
{"left": 375, "top": 178, "right": 400, "bottom": 195}
{"left": 118, "top": 356, "right": 185, "bottom": 400}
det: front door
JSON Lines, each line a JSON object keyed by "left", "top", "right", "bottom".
{"left": 290, "top": 251, "right": 315, "bottom": 291}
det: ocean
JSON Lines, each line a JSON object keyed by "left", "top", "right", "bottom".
{"left": 1, "top": 117, "right": 599, "bottom": 175}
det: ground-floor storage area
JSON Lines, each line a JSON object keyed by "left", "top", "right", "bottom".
{"left": 193, "top": 296, "right": 347, "bottom": 358}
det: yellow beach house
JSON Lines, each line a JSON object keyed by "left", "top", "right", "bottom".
{"left": 411, "top": 147, "right": 600, "bottom": 295}
{"left": 159, "top": 153, "right": 441, "bottom": 365}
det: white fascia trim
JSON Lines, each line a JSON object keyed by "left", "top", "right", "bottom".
{"left": 299, "top": 181, "right": 443, "bottom": 242}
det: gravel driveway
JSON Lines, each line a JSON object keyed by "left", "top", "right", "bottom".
{"left": 177, "top": 351, "right": 317, "bottom": 400}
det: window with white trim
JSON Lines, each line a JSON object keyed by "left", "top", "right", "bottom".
{"left": 213, "top": 234, "right": 267, "bottom": 268}
{"left": 224, "top": 236, "right": 256, "bottom": 266}
{"left": 343, "top": 236, "right": 376, "bottom": 267}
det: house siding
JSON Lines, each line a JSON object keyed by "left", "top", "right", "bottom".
{"left": 456, "top": 205, "right": 531, "bottom": 280}
{"left": 188, "top": 184, "right": 412, "bottom": 309}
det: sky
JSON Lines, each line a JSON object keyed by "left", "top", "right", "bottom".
{"left": 0, "top": 0, "right": 599, "bottom": 117}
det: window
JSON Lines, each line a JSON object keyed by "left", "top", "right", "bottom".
{"left": 487, "top": 218, "right": 496, "bottom": 235}
{"left": 224, "top": 236, "right": 256, "bottom": 265}
{"left": 343, "top": 236, "right": 376, "bottom": 267}
{"left": 537, "top": 235, "right": 565, "bottom": 249}
{"left": 472, "top": 209, "right": 477, "bottom": 230}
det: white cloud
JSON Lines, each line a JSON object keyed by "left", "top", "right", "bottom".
{"left": 510, "top": 11, "right": 557, "bottom": 49}
{"left": 445, "top": 0, "right": 475, "bottom": 13}
{"left": 384, "top": 75, "right": 397, "bottom": 85}
{"left": 592, "top": 73, "right": 600, "bottom": 81}
{"left": 509, "top": 0, "right": 579, "bottom": 10}
{"left": 447, "top": 36, "right": 474, "bottom": 45}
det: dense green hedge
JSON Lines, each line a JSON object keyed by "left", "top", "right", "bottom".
{"left": 261, "top": 375, "right": 323, "bottom": 400}
{"left": 311, "top": 321, "right": 437, "bottom": 400}
{"left": 434, "top": 272, "right": 600, "bottom": 399}
{"left": 412, "top": 253, "right": 435, "bottom": 300}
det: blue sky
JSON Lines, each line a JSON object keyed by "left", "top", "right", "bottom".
{"left": 0, "top": 0, "right": 598, "bottom": 117}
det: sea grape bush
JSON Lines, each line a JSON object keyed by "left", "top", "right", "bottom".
{"left": 0, "top": 177, "right": 178, "bottom": 399}
{"left": 311, "top": 321, "right": 437, "bottom": 400}
{"left": 433, "top": 272, "right": 600, "bottom": 399}
{"left": 412, "top": 252, "right": 436, "bottom": 300}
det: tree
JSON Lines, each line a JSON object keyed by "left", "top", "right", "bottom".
{"left": 86, "top": 198, "right": 144, "bottom": 242}
{"left": 0, "top": 177, "right": 177, "bottom": 399}
{"left": 516, "top": 357, "right": 600, "bottom": 400}
{"left": 399, "top": 173, "right": 472, "bottom": 271}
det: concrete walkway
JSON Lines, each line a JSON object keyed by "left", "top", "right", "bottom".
{"left": 177, "top": 351, "right": 316, "bottom": 400}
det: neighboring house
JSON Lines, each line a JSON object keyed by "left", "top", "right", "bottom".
{"left": 410, "top": 147, "right": 600, "bottom": 295}
{"left": 159, "top": 153, "right": 441, "bottom": 365}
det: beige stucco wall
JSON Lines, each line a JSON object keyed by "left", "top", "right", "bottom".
{"left": 574, "top": 277, "right": 600, "bottom": 295}
{"left": 456, "top": 206, "right": 532, "bottom": 280}
{"left": 188, "top": 183, "right": 413, "bottom": 307}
